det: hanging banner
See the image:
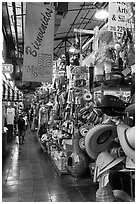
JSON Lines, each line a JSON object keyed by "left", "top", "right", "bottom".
{"left": 22, "top": 3, "right": 55, "bottom": 83}
{"left": 108, "top": 2, "right": 131, "bottom": 33}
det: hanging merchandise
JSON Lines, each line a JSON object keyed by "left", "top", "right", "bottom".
{"left": 79, "top": 127, "right": 88, "bottom": 137}
{"left": 83, "top": 92, "right": 92, "bottom": 102}
{"left": 78, "top": 137, "right": 85, "bottom": 151}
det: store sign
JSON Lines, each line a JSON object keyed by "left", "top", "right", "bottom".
{"left": 2, "top": 64, "right": 13, "bottom": 73}
{"left": 22, "top": 3, "right": 55, "bottom": 83}
{"left": 108, "top": 2, "right": 131, "bottom": 33}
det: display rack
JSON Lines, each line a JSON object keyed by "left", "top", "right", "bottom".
{"left": 91, "top": 84, "right": 131, "bottom": 102}
{"left": 91, "top": 85, "right": 131, "bottom": 93}
{"left": 39, "top": 135, "right": 72, "bottom": 176}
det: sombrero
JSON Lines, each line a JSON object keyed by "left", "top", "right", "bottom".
{"left": 96, "top": 151, "right": 125, "bottom": 178}
{"left": 79, "top": 137, "right": 85, "bottom": 151}
{"left": 117, "top": 123, "right": 135, "bottom": 161}
{"left": 79, "top": 127, "right": 88, "bottom": 137}
{"left": 85, "top": 124, "right": 117, "bottom": 159}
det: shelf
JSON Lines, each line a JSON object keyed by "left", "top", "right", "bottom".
{"left": 91, "top": 85, "right": 131, "bottom": 92}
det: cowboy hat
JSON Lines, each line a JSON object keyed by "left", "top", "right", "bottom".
{"left": 85, "top": 124, "right": 117, "bottom": 159}
{"left": 96, "top": 151, "right": 125, "bottom": 178}
{"left": 95, "top": 95, "right": 127, "bottom": 116}
{"left": 117, "top": 123, "right": 135, "bottom": 161}
{"left": 79, "top": 127, "right": 88, "bottom": 137}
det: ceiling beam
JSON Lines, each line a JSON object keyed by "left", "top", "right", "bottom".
{"left": 21, "top": 2, "right": 24, "bottom": 54}
{"left": 54, "top": 33, "right": 92, "bottom": 41}
{"left": 65, "top": 2, "right": 85, "bottom": 38}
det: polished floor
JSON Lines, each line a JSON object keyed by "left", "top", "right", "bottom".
{"left": 2, "top": 128, "right": 98, "bottom": 202}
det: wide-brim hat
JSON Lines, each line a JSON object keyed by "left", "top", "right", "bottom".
{"left": 96, "top": 151, "right": 125, "bottom": 178}
{"left": 117, "top": 123, "right": 135, "bottom": 161}
{"left": 79, "top": 127, "right": 88, "bottom": 137}
{"left": 79, "top": 137, "right": 85, "bottom": 151}
{"left": 95, "top": 95, "right": 128, "bottom": 116}
{"left": 125, "top": 104, "right": 135, "bottom": 115}
{"left": 85, "top": 124, "right": 117, "bottom": 159}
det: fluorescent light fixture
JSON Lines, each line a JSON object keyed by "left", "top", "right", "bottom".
{"left": 95, "top": 9, "right": 109, "bottom": 20}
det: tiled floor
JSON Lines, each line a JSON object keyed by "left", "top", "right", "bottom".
{"left": 2, "top": 128, "right": 98, "bottom": 202}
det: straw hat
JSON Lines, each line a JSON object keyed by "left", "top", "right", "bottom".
{"left": 79, "top": 127, "right": 88, "bottom": 137}
{"left": 96, "top": 151, "right": 125, "bottom": 178}
{"left": 117, "top": 123, "right": 135, "bottom": 161}
{"left": 96, "top": 184, "right": 115, "bottom": 202}
{"left": 85, "top": 124, "right": 117, "bottom": 159}
{"left": 79, "top": 137, "right": 85, "bottom": 151}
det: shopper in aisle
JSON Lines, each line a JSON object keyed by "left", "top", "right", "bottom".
{"left": 23, "top": 113, "right": 28, "bottom": 131}
{"left": 17, "top": 114, "right": 26, "bottom": 145}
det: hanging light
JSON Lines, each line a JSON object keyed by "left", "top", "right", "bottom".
{"left": 95, "top": 9, "right": 109, "bottom": 20}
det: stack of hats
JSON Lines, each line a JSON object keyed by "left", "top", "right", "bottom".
{"left": 96, "top": 151, "right": 125, "bottom": 179}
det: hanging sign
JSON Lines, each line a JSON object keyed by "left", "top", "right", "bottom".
{"left": 22, "top": 3, "right": 55, "bottom": 83}
{"left": 108, "top": 2, "right": 131, "bottom": 33}
{"left": 2, "top": 64, "right": 13, "bottom": 73}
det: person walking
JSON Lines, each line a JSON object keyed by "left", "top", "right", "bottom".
{"left": 23, "top": 113, "right": 28, "bottom": 131}
{"left": 17, "top": 114, "right": 26, "bottom": 145}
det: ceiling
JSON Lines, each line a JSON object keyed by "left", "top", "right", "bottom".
{"left": 2, "top": 2, "right": 108, "bottom": 92}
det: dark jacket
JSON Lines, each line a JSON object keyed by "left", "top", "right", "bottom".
{"left": 17, "top": 117, "right": 25, "bottom": 130}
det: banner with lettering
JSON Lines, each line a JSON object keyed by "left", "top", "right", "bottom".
{"left": 22, "top": 3, "right": 55, "bottom": 83}
{"left": 108, "top": 2, "right": 131, "bottom": 33}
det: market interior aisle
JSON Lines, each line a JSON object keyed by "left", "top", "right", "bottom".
{"left": 2, "top": 128, "right": 98, "bottom": 202}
